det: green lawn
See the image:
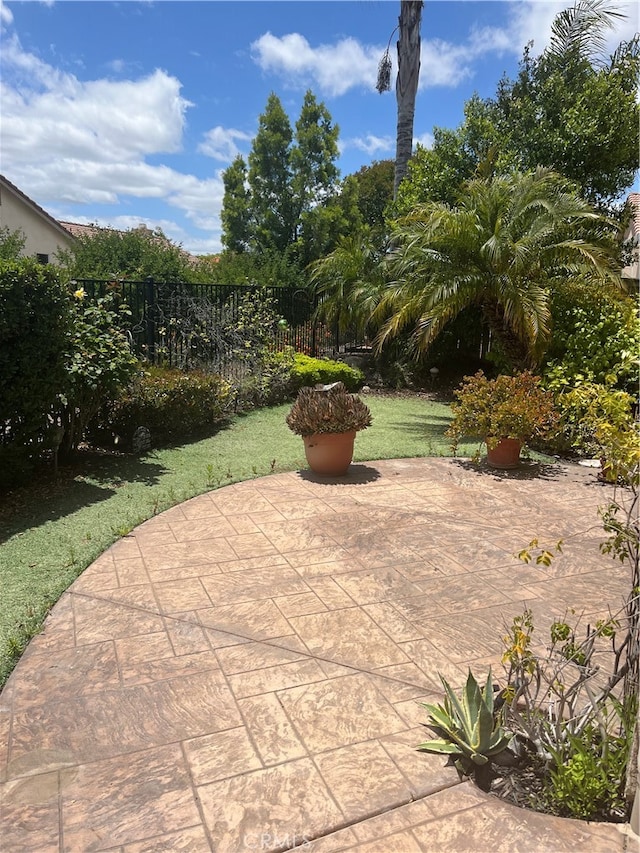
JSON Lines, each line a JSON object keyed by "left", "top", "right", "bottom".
{"left": 0, "top": 395, "right": 482, "bottom": 687}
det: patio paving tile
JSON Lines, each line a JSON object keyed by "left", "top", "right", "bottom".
{"left": 277, "top": 673, "right": 407, "bottom": 752}
{"left": 182, "top": 726, "right": 262, "bottom": 785}
{"left": 288, "top": 607, "right": 409, "bottom": 670}
{"left": 238, "top": 692, "right": 307, "bottom": 765}
{"left": 122, "top": 825, "right": 211, "bottom": 852}
{"left": 1, "top": 457, "right": 634, "bottom": 852}
{"left": 197, "top": 758, "right": 344, "bottom": 853}
{"left": 60, "top": 745, "right": 201, "bottom": 851}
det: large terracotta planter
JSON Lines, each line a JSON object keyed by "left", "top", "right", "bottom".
{"left": 303, "top": 431, "right": 356, "bottom": 476}
{"left": 486, "top": 438, "right": 523, "bottom": 469}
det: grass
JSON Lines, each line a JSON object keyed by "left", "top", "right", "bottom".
{"left": 0, "top": 394, "right": 493, "bottom": 687}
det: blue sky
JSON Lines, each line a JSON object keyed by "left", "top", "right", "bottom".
{"left": 1, "top": 1, "right": 637, "bottom": 255}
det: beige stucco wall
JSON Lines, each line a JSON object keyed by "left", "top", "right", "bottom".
{"left": 0, "top": 183, "right": 75, "bottom": 263}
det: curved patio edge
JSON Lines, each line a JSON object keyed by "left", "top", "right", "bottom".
{"left": 0, "top": 457, "right": 632, "bottom": 851}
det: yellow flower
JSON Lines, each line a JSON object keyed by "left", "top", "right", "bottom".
{"left": 74, "top": 288, "right": 85, "bottom": 300}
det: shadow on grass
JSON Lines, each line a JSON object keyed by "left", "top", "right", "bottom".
{"left": 388, "top": 413, "right": 453, "bottom": 437}
{"left": 0, "top": 451, "right": 170, "bottom": 543}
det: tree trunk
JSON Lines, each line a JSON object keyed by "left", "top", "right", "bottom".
{"left": 481, "top": 301, "right": 532, "bottom": 371}
{"left": 394, "top": 1, "right": 423, "bottom": 199}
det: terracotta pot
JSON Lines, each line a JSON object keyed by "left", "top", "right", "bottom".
{"left": 486, "top": 438, "right": 523, "bottom": 469}
{"left": 303, "top": 431, "right": 356, "bottom": 476}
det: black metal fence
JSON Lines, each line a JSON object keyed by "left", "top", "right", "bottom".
{"left": 77, "top": 279, "right": 298, "bottom": 368}
{"left": 76, "top": 279, "right": 370, "bottom": 376}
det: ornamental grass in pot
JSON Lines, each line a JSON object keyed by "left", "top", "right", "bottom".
{"left": 286, "top": 382, "right": 372, "bottom": 476}
{"left": 446, "top": 371, "right": 559, "bottom": 468}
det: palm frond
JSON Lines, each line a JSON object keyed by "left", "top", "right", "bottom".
{"left": 547, "top": 0, "right": 624, "bottom": 64}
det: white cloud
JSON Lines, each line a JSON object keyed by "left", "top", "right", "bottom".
{"left": 252, "top": 3, "right": 639, "bottom": 97}
{"left": 198, "top": 126, "right": 253, "bottom": 162}
{"left": 251, "top": 32, "right": 381, "bottom": 97}
{"left": 413, "top": 132, "right": 434, "bottom": 150}
{"left": 0, "top": 24, "right": 224, "bottom": 253}
{"left": 0, "top": 0, "right": 13, "bottom": 27}
{"left": 346, "top": 134, "right": 394, "bottom": 156}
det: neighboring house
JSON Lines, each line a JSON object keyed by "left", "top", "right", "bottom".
{"left": 622, "top": 192, "right": 640, "bottom": 288}
{"left": 0, "top": 174, "right": 76, "bottom": 264}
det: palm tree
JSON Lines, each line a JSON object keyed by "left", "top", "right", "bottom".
{"left": 309, "top": 230, "right": 386, "bottom": 340}
{"left": 377, "top": 167, "right": 620, "bottom": 368}
{"left": 394, "top": 1, "right": 423, "bottom": 199}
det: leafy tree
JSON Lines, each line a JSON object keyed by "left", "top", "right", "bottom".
{"left": 221, "top": 90, "right": 344, "bottom": 268}
{"left": 196, "top": 248, "right": 305, "bottom": 289}
{"left": 221, "top": 155, "right": 251, "bottom": 253}
{"left": 494, "top": 2, "right": 640, "bottom": 203}
{"left": 0, "top": 227, "right": 26, "bottom": 260}
{"left": 394, "top": 95, "right": 514, "bottom": 214}
{"left": 350, "top": 160, "right": 395, "bottom": 230}
{"left": 247, "top": 92, "right": 295, "bottom": 253}
{"left": 396, "top": 1, "right": 639, "bottom": 210}
{"left": 379, "top": 168, "right": 620, "bottom": 368}
{"left": 291, "top": 90, "right": 340, "bottom": 226}
{"left": 58, "top": 226, "right": 194, "bottom": 281}
{"left": 297, "top": 174, "right": 363, "bottom": 268}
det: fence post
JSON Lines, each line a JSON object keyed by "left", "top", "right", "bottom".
{"left": 145, "top": 276, "right": 157, "bottom": 363}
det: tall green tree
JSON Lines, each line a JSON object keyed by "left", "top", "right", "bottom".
{"left": 350, "top": 160, "right": 395, "bottom": 230}
{"left": 291, "top": 90, "right": 340, "bottom": 225}
{"left": 221, "top": 155, "right": 251, "bottom": 253}
{"left": 297, "top": 175, "right": 363, "bottom": 268}
{"left": 494, "top": 1, "right": 639, "bottom": 204}
{"left": 379, "top": 168, "right": 620, "bottom": 368}
{"left": 247, "top": 93, "right": 295, "bottom": 253}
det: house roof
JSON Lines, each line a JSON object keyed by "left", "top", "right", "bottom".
{"left": 58, "top": 221, "right": 106, "bottom": 239}
{"left": 0, "top": 174, "right": 76, "bottom": 241}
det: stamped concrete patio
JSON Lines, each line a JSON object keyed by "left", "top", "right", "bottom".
{"left": 1, "top": 457, "right": 635, "bottom": 852}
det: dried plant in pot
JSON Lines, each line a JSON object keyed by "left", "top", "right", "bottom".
{"left": 446, "top": 371, "right": 559, "bottom": 469}
{"left": 286, "top": 382, "right": 372, "bottom": 476}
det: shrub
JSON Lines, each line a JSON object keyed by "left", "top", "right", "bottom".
{"left": 103, "top": 366, "right": 232, "bottom": 443}
{"left": 59, "top": 288, "right": 138, "bottom": 453}
{"left": 0, "top": 259, "right": 70, "bottom": 447}
{"left": 446, "top": 371, "right": 559, "bottom": 450}
{"left": 541, "top": 715, "right": 633, "bottom": 821}
{"left": 290, "top": 353, "right": 364, "bottom": 392}
{"left": 548, "top": 382, "right": 635, "bottom": 458}
{"left": 544, "top": 280, "right": 639, "bottom": 396}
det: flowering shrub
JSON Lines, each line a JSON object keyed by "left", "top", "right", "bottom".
{"left": 59, "top": 288, "right": 138, "bottom": 453}
{"left": 446, "top": 371, "right": 559, "bottom": 451}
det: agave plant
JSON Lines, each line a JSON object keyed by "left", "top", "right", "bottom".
{"left": 417, "top": 669, "right": 511, "bottom": 772}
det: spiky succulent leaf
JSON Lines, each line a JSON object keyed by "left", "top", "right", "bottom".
{"left": 416, "top": 739, "right": 463, "bottom": 755}
{"left": 419, "top": 667, "right": 512, "bottom": 766}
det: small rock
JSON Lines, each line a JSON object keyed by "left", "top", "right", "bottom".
{"left": 132, "top": 426, "right": 151, "bottom": 454}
